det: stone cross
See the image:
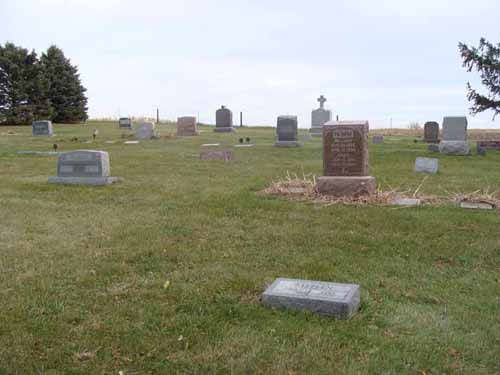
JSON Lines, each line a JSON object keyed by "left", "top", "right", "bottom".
{"left": 318, "top": 95, "right": 327, "bottom": 109}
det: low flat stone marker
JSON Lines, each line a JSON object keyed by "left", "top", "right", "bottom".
{"left": 214, "top": 105, "right": 235, "bottom": 133}
{"left": 415, "top": 157, "right": 438, "bottom": 174}
{"left": 201, "top": 143, "right": 221, "bottom": 147}
{"left": 119, "top": 117, "right": 133, "bottom": 129}
{"left": 124, "top": 141, "right": 139, "bottom": 144}
{"left": 32, "top": 120, "right": 53, "bottom": 137}
{"left": 275, "top": 116, "right": 302, "bottom": 147}
{"left": 372, "top": 135, "right": 384, "bottom": 144}
{"left": 477, "top": 140, "right": 500, "bottom": 150}
{"left": 460, "top": 201, "right": 495, "bottom": 210}
{"left": 424, "top": 121, "right": 440, "bottom": 143}
{"left": 135, "top": 122, "right": 155, "bottom": 140}
{"left": 234, "top": 144, "right": 254, "bottom": 148}
{"left": 316, "top": 121, "right": 376, "bottom": 197}
{"left": 392, "top": 197, "right": 421, "bottom": 206}
{"left": 439, "top": 116, "right": 469, "bottom": 155}
{"left": 200, "top": 150, "right": 233, "bottom": 161}
{"left": 48, "top": 150, "right": 120, "bottom": 185}
{"left": 262, "top": 278, "right": 360, "bottom": 319}
{"left": 177, "top": 116, "right": 199, "bottom": 136}
{"left": 17, "top": 151, "right": 60, "bottom": 156}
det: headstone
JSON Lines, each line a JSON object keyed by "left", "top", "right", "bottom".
{"left": 316, "top": 121, "right": 376, "bottom": 197}
{"left": 48, "top": 150, "right": 119, "bottom": 185}
{"left": 392, "top": 197, "right": 421, "bottom": 206}
{"left": 424, "top": 121, "right": 439, "bottom": 143}
{"left": 439, "top": 117, "right": 469, "bottom": 155}
{"left": 135, "top": 122, "right": 155, "bottom": 140}
{"left": 118, "top": 117, "right": 133, "bottom": 129}
{"left": 214, "top": 106, "right": 235, "bottom": 133}
{"left": 428, "top": 144, "right": 440, "bottom": 153}
{"left": 200, "top": 150, "right": 233, "bottom": 161}
{"left": 124, "top": 141, "right": 139, "bottom": 144}
{"left": 262, "top": 278, "right": 360, "bottom": 320}
{"left": 275, "top": 116, "right": 302, "bottom": 147}
{"left": 176, "top": 116, "right": 199, "bottom": 136}
{"left": 415, "top": 157, "right": 439, "bottom": 174}
{"left": 460, "top": 201, "right": 495, "bottom": 210}
{"left": 201, "top": 143, "right": 221, "bottom": 147}
{"left": 372, "top": 135, "right": 384, "bottom": 144}
{"left": 309, "top": 95, "right": 332, "bottom": 137}
{"left": 32, "top": 120, "right": 53, "bottom": 137}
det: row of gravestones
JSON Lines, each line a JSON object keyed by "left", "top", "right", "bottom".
{"left": 424, "top": 117, "right": 470, "bottom": 155}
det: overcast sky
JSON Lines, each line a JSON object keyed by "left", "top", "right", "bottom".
{"left": 1, "top": 0, "right": 499, "bottom": 128}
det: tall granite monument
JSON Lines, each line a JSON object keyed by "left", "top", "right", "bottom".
{"left": 214, "top": 105, "right": 235, "bottom": 133}
{"left": 316, "top": 121, "right": 376, "bottom": 197}
{"left": 309, "top": 95, "right": 332, "bottom": 137}
{"left": 439, "top": 116, "right": 469, "bottom": 155}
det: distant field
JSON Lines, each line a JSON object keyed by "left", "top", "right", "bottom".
{"left": 0, "top": 122, "right": 499, "bottom": 374}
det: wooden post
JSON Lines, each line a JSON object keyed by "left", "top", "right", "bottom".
{"left": 156, "top": 108, "right": 160, "bottom": 124}
{"left": 240, "top": 112, "right": 243, "bottom": 127}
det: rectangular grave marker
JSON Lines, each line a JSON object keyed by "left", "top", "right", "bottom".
{"left": 32, "top": 120, "right": 53, "bottom": 137}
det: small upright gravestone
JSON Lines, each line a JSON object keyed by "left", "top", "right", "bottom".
{"left": 48, "top": 150, "right": 119, "bottom": 185}
{"left": 119, "top": 117, "right": 133, "bottom": 129}
{"left": 316, "top": 121, "right": 377, "bottom": 197}
{"left": 439, "top": 117, "right": 469, "bottom": 155}
{"left": 415, "top": 157, "right": 439, "bottom": 174}
{"left": 424, "top": 121, "right": 439, "bottom": 143}
{"left": 214, "top": 106, "right": 235, "bottom": 133}
{"left": 309, "top": 95, "right": 332, "bottom": 137}
{"left": 262, "top": 278, "right": 361, "bottom": 320}
{"left": 275, "top": 116, "right": 302, "bottom": 147}
{"left": 372, "top": 135, "right": 384, "bottom": 144}
{"left": 135, "top": 122, "right": 155, "bottom": 140}
{"left": 177, "top": 116, "right": 199, "bottom": 136}
{"left": 32, "top": 120, "right": 53, "bottom": 137}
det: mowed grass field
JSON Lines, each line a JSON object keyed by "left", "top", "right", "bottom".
{"left": 0, "top": 121, "right": 499, "bottom": 374}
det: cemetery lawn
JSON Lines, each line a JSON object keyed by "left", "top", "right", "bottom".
{"left": 1, "top": 122, "right": 500, "bottom": 374}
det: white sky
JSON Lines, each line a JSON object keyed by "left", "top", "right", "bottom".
{"left": 1, "top": 0, "right": 499, "bottom": 128}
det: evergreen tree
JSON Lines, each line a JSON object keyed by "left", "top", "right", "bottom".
{"left": 0, "top": 43, "right": 51, "bottom": 125}
{"left": 41, "top": 45, "right": 88, "bottom": 123}
{"left": 459, "top": 38, "right": 500, "bottom": 119}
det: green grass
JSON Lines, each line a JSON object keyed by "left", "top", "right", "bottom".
{"left": 0, "top": 122, "right": 499, "bottom": 374}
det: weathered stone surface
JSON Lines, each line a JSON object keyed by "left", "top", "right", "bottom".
{"left": 372, "top": 135, "right": 384, "bottom": 144}
{"left": 415, "top": 157, "right": 439, "bottom": 174}
{"left": 177, "top": 117, "right": 198, "bottom": 136}
{"left": 428, "top": 144, "right": 440, "bottom": 153}
{"left": 135, "top": 122, "right": 155, "bottom": 140}
{"left": 119, "top": 117, "right": 133, "bottom": 129}
{"left": 460, "top": 201, "right": 495, "bottom": 210}
{"left": 32, "top": 121, "right": 53, "bottom": 137}
{"left": 200, "top": 150, "right": 233, "bottom": 161}
{"left": 275, "top": 116, "right": 302, "bottom": 147}
{"left": 439, "top": 141, "right": 470, "bottom": 155}
{"left": 323, "top": 121, "right": 369, "bottom": 177}
{"left": 316, "top": 176, "right": 376, "bottom": 197}
{"left": 215, "top": 106, "right": 234, "bottom": 132}
{"left": 442, "top": 116, "right": 467, "bottom": 141}
{"left": 48, "top": 150, "right": 120, "bottom": 185}
{"left": 424, "top": 121, "right": 439, "bottom": 143}
{"left": 262, "top": 278, "right": 361, "bottom": 319}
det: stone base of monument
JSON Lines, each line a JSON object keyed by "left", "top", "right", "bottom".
{"left": 274, "top": 141, "right": 303, "bottom": 148}
{"left": 316, "top": 176, "right": 377, "bottom": 197}
{"left": 214, "top": 127, "right": 235, "bottom": 133}
{"left": 262, "top": 278, "right": 361, "bottom": 319}
{"left": 48, "top": 176, "right": 120, "bottom": 186}
{"left": 439, "top": 141, "right": 470, "bottom": 155}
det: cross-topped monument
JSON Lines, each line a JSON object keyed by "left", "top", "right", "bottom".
{"left": 318, "top": 95, "right": 327, "bottom": 109}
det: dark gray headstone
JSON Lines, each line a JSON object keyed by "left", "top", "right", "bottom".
{"left": 262, "top": 278, "right": 361, "bottom": 319}
{"left": 215, "top": 106, "right": 234, "bottom": 132}
{"left": 372, "top": 135, "right": 384, "bottom": 144}
{"left": 32, "top": 120, "right": 53, "bottom": 137}
{"left": 119, "top": 117, "right": 133, "bottom": 129}
{"left": 48, "top": 150, "right": 119, "bottom": 185}
{"left": 424, "top": 121, "right": 439, "bottom": 143}
{"left": 275, "top": 116, "right": 301, "bottom": 147}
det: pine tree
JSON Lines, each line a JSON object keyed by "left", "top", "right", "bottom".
{"left": 459, "top": 38, "right": 500, "bottom": 119}
{"left": 0, "top": 43, "right": 51, "bottom": 125}
{"left": 41, "top": 45, "right": 88, "bottom": 123}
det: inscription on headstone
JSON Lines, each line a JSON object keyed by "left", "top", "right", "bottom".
{"left": 48, "top": 150, "right": 119, "bottom": 185}
{"left": 32, "top": 120, "right": 53, "bottom": 137}
{"left": 262, "top": 278, "right": 361, "bottom": 319}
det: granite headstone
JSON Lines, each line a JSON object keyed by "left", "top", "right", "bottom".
{"left": 275, "top": 116, "right": 302, "bottom": 147}
{"left": 309, "top": 95, "right": 332, "bottom": 137}
{"left": 32, "top": 121, "right": 53, "bottom": 137}
{"left": 119, "top": 117, "right": 133, "bottom": 129}
{"left": 439, "top": 117, "right": 469, "bottom": 155}
{"left": 214, "top": 106, "right": 235, "bottom": 133}
{"left": 135, "top": 122, "right": 155, "bottom": 140}
{"left": 415, "top": 157, "right": 439, "bottom": 174}
{"left": 424, "top": 121, "right": 439, "bottom": 143}
{"left": 177, "top": 116, "right": 199, "bottom": 136}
